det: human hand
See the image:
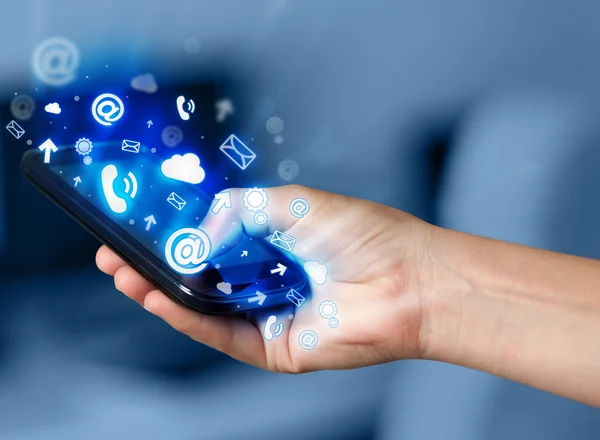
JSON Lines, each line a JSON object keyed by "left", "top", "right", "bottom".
{"left": 96, "top": 185, "right": 436, "bottom": 373}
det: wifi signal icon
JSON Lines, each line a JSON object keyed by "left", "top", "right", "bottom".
{"left": 176, "top": 95, "right": 196, "bottom": 121}
{"left": 122, "top": 172, "right": 138, "bottom": 198}
{"left": 273, "top": 323, "right": 284, "bottom": 337}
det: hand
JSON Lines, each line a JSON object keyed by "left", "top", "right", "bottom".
{"left": 96, "top": 185, "right": 435, "bottom": 373}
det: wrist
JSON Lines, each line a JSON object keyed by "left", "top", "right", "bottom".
{"left": 415, "top": 225, "right": 463, "bottom": 362}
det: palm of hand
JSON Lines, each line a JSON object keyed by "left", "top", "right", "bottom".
{"left": 259, "top": 191, "right": 427, "bottom": 372}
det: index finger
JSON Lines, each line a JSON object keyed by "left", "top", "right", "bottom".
{"left": 199, "top": 185, "right": 327, "bottom": 261}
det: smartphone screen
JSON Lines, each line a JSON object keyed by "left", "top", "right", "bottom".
{"left": 21, "top": 85, "right": 308, "bottom": 314}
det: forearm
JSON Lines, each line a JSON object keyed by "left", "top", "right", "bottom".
{"left": 422, "top": 226, "right": 600, "bottom": 407}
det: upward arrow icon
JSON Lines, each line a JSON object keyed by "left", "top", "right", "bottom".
{"left": 211, "top": 191, "right": 232, "bottom": 214}
{"left": 39, "top": 139, "right": 58, "bottom": 163}
{"left": 144, "top": 215, "right": 157, "bottom": 231}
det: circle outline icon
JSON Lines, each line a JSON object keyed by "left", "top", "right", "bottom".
{"left": 92, "top": 93, "right": 124, "bottom": 126}
{"left": 243, "top": 188, "right": 269, "bottom": 212}
{"left": 298, "top": 330, "right": 319, "bottom": 350}
{"left": 75, "top": 138, "right": 93, "bottom": 156}
{"left": 278, "top": 159, "right": 299, "bottom": 182}
{"left": 254, "top": 212, "right": 268, "bottom": 226}
{"left": 289, "top": 198, "right": 310, "bottom": 218}
{"left": 32, "top": 37, "right": 80, "bottom": 86}
{"left": 10, "top": 95, "right": 36, "bottom": 121}
{"left": 162, "top": 125, "right": 184, "bottom": 147}
{"left": 165, "top": 228, "right": 211, "bottom": 275}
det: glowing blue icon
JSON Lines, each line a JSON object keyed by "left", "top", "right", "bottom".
{"left": 10, "top": 94, "right": 36, "bottom": 121}
{"left": 318, "top": 300, "right": 338, "bottom": 320}
{"left": 271, "top": 263, "right": 287, "bottom": 276}
{"left": 38, "top": 139, "right": 58, "bottom": 163}
{"left": 270, "top": 230, "right": 296, "bottom": 252}
{"left": 162, "top": 125, "right": 183, "bottom": 147}
{"left": 286, "top": 288, "right": 305, "bottom": 307}
{"left": 44, "top": 102, "right": 61, "bottom": 115}
{"left": 278, "top": 159, "right": 299, "bottom": 182}
{"left": 161, "top": 153, "right": 205, "bottom": 184}
{"left": 101, "top": 164, "right": 138, "bottom": 214}
{"left": 248, "top": 291, "right": 267, "bottom": 306}
{"left": 167, "top": 192, "right": 186, "bottom": 211}
{"left": 254, "top": 212, "right": 268, "bottom": 226}
{"left": 6, "top": 120, "right": 25, "bottom": 139}
{"left": 121, "top": 139, "right": 141, "bottom": 154}
{"left": 176, "top": 95, "right": 195, "bottom": 121}
{"left": 219, "top": 134, "right": 257, "bottom": 170}
{"left": 319, "top": 300, "right": 339, "bottom": 329}
{"left": 289, "top": 198, "right": 310, "bottom": 218}
{"left": 165, "top": 228, "right": 211, "bottom": 274}
{"left": 131, "top": 73, "right": 158, "bottom": 94}
{"left": 299, "top": 330, "right": 319, "bottom": 350}
{"left": 144, "top": 215, "right": 157, "bottom": 231}
{"left": 32, "top": 37, "right": 79, "bottom": 86}
{"left": 75, "top": 138, "right": 93, "bottom": 156}
{"left": 92, "top": 93, "right": 124, "bottom": 126}
{"left": 304, "top": 260, "right": 328, "bottom": 285}
{"left": 263, "top": 315, "right": 284, "bottom": 341}
{"left": 215, "top": 98, "right": 234, "bottom": 123}
{"left": 243, "top": 188, "right": 269, "bottom": 212}
{"left": 83, "top": 156, "right": 93, "bottom": 166}
{"left": 211, "top": 191, "right": 232, "bottom": 215}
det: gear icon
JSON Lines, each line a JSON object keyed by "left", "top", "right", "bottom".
{"left": 254, "top": 212, "right": 268, "bottom": 226}
{"left": 328, "top": 317, "right": 339, "bottom": 328}
{"left": 242, "top": 188, "right": 269, "bottom": 212}
{"left": 83, "top": 156, "right": 93, "bottom": 165}
{"left": 318, "top": 300, "right": 338, "bottom": 320}
{"left": 75, "top": 138, "right": 93, "bottom": 156}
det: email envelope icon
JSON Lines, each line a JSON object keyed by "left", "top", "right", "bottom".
{"left": 167, "top": 192, "right": 186, "bottom": 211}
{"left": 219, "top": 134, "right": 256, "bottom": 170}
{"left": 270, "top": 230, "right": 296, "bottom": 252}
{"left": 286, "top": 289, "right": 305, "bottom": 307}
{"left": 6, "top": 120, "right": 25, "bottom": 139}
{"left": 122, "top": 139, "right": 141, "bottom": 154}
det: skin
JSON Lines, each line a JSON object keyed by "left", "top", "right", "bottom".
{"left": 96, "top": 185, "right": 600, "bottom": 407}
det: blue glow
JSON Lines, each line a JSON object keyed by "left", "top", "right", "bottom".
{"left": 92, "top": 93, "right": 125, "bottom": 126}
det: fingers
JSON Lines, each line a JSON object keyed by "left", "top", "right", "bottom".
{"left": 96, "top": 246, "right": 127, "bottom": 275}
{"left": 200, "top": 185, "right": 330, "bottom": 261}
{"left": 113, "top": 265, "right": 156, "bottom": 305}
{"left": 143, "top": 290, "right": 269, "bottom": 368}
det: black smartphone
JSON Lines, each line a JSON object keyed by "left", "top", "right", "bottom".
{"left": 19, "top": 85, "right": 309, "bottom": 315}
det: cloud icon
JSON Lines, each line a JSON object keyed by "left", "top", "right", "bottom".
{"left": 44, "top": 102, "right": 61, "bottom": 114}
{"left": 217, "top": 282, "right": 232, "bottom": 295}
{"left": 304, "top": 260, "right": 328, "bottom": 285}
{"left": 161, "top": 153, "right": 206, "bottom": 184}
{"left": 131, "top": 73, "right": 158, "bottom": 94}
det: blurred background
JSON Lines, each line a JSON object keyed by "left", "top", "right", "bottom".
{"left": 1, "top": 0, "right": 600, "bottom": 438}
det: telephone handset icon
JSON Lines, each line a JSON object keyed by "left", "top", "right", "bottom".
{"left": 101, "top": 164, "right": 138, "bottom": 214}
{"left": 176, "top": 95, "right": 195, "bottom": 121}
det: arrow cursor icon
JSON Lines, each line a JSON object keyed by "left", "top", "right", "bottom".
{"left": 144, "top": 215, "right": 157, "bottom": 231}
{"left": 73, "top": 176, "right": 82, "bottom": 187}
{"left": 241, "top": 250, "right": 248, "bottom": 257}
{"left": 270, "top": 263, "right": 287, "bottom": 276}
{"left": 211, "top": 191, "right": 232, "bottom": 214}
{"left": 248, "top": 291, "right": 266, "bottom": 306}
{"left": 146, "top": 120, "right": 153, "bottom": 128}
{"left": 39, "top": 139, "right": 58, "bottom": 164}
